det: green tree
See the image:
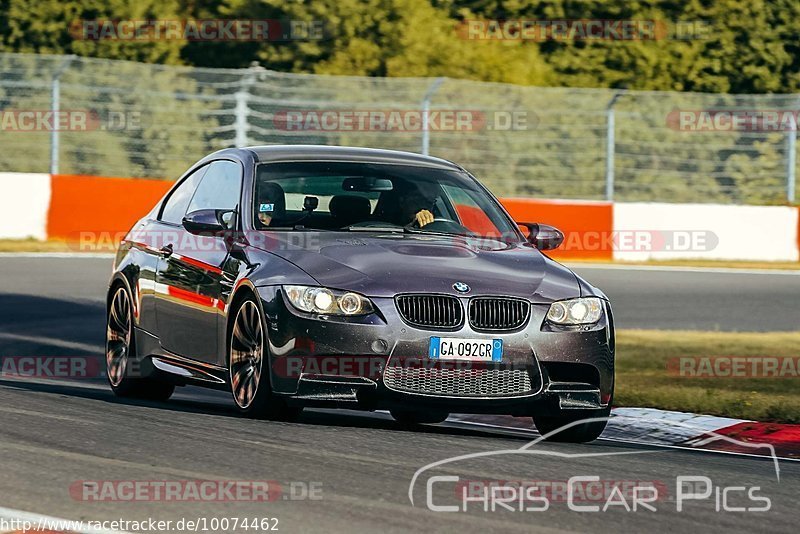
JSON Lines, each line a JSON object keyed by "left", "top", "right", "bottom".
{"left": 0, "top": 0, "right": 185, "bottom": 64}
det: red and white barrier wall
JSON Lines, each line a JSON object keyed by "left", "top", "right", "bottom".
{"left": 0, "top": 172, "right": 51, "bottom": 240}
{"left": 3, "top": 172, "right": 799, "bottom": 262}
{"left": 613, "top": 202, "right": 800, "bottom": 262}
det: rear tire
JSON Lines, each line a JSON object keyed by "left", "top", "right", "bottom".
{"left": 228, "top": 296, "right": 301, "bottom": 421}
{"left": 532, "top": 407, "right": 610, "bottom": 443}
{"left": 106, "top": 285, "right": 175, "bottom": 402}
{"left": 390, "top": 410, "right": 449, "bottom": 426}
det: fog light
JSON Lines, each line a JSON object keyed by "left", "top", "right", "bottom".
{"left": 371, "top": 339, "right": 389, "bottom": 354}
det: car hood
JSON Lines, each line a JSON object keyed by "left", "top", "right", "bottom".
{"left": 251, "top": 231, "right": 580, "bottom": 301}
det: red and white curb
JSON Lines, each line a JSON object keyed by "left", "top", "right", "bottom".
{"left": 450, "top": 407, "right": 800, "bottom": 460}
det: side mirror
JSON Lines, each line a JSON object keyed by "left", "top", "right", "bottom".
{"left": 518, "top": 222, "right": 564, "bottom": 251}
{"left": 182, "top": 209, "right": 233, "bottom": 236}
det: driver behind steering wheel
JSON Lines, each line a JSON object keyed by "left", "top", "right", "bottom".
{"left": 399, "top": 188, "right": 435, "bottom": 227}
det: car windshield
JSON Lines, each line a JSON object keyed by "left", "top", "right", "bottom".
{"left": 253, "top": 161, "right": 520, "bottom": 239}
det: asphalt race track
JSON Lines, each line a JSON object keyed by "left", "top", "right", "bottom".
{"left": 0, "top": 255, "right": 798, "bottom": 532}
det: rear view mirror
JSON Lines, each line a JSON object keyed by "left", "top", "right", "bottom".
{"left": 518, "top": 222, "right": 564, "bottom": 250}
{"left": 342, "top": 176, "right": 394, "bottom": 192}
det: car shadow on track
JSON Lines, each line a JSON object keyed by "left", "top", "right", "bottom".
{"left": 0, "top": 376, "right": 574, "bottom": 444}
{"left": 0, "top": 293, "right": 106, "bottom": 355}
{"left": 0, "top": 377, "right": 240, "bottom": 418}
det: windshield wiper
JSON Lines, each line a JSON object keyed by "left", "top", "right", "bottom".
{"left": 259, "top": 226, "right": 332, "bottom": 231}
{"left": 343, "top": 225, "right": 406, "bottom": 233}
{"left": 402, "top": 227, "right": 463, "bottom": 238}
{"left": 342, "top": 225, "right": 466, "bottom": 238}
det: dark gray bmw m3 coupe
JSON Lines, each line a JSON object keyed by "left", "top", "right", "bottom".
{"left": 106, "top": 145, "right": 614, "bottom": 442}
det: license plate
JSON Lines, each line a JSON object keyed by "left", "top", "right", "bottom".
{"left": 428, "top": 337, "right": 503, "bottom": 362}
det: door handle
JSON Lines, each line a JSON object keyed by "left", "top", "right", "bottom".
{"left": 159, "top": 244, "right": 174, "bottom": 257}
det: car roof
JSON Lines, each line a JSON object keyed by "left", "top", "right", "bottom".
{"left": 241, "top": 145, "right": 464, "bottom": 171}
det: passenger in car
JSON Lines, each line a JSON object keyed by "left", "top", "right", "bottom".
{"left": 256, "top": 182, "right": 286, "bottom": 227}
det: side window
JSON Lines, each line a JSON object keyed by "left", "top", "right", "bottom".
{"left": 187, "top": 160, "right": 242, "bottom": 213}
{"left": 160, "top": 165, "right": 209, "bottom": 224}
{"left": 442, "top": 184, "right": 501, "bottom": 237}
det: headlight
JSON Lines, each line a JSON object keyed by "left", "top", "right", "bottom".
{"left": 283, "top": 285, "right": 374, "bottom": 316}
{"left": 546, "top": 297, "right": 603, "bottom": 325}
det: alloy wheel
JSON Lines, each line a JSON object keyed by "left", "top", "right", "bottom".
{"left": 230, "top": 300, "right": 264, "bottom": 409}
{"left": 106, "top": 287, "right": 132, "bottom": 387}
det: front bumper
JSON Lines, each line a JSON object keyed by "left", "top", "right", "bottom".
{"left": 257, "top": 286, "right": 614, "bottom": 416}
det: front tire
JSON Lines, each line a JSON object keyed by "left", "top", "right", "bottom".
{"left": 532, "top": 407, "right": 610, "bottom": 443}
{"left": 106, "top": 285, "right": 174, "bottom": 401}
{"left": 228, "top": 296, "right": 301, "bottom": 421}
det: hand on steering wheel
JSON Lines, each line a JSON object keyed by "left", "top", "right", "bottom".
{"left": 408, "top": 210, "right": 458, "bottom": 229}
{"left": 414, "top": 209, "right": 435, "bottom": 227}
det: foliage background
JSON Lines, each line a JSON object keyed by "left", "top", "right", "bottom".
{"left": 2, "top": 0, "right": 798, "bottom": 93}
{"left": 0, "top": 1, "right": 798, "bottom": 203}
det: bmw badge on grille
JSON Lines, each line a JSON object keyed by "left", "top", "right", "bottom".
{"left": 453, "top": 282, "right": 470, "bottom": 293}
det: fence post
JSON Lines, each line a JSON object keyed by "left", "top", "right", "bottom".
{"left": 787, "top": 104, "right": 798, "bottom": 204}
{"left": 234, "top": 64, "right": 262, "bottom": 147}
{"left": 605, "top": 92, "right": 622, "bottom": 201}
{"left": 234, "top": 84, "right": 251, "bottom": 148}
{"left": 421, "top": 77, "right": 445, "bottom": 156}
{"left": 49, "top": 55, "right": 77, "bottom": 175}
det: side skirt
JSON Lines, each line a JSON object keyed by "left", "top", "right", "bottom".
{"left": 134, "top": 327, "right": 229, "bottom": 389}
